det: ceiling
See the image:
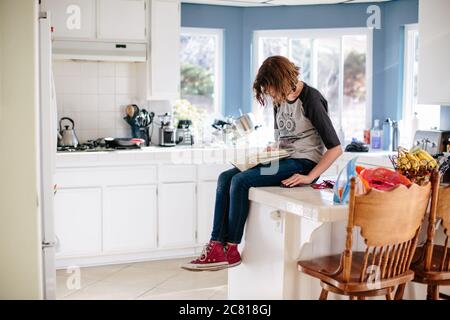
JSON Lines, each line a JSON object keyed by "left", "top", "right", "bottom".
{"left": 181, "top": 0, "right": 390, "bottom": 7}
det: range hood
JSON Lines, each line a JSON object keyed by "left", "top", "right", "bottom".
{"left": 52, "top": 40, "right": 147, "bottom": 62}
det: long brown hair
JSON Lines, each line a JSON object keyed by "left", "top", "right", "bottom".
{"left": 253, "top": 56, "right": 300, "bottom": 107}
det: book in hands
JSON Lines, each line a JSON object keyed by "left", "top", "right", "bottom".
{"left": 230, "top": 148, "right": 294, "bottom": 172}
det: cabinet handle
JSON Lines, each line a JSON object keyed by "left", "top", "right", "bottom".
{"left": 116, "top": 44, "right": 127, "bottom": 49}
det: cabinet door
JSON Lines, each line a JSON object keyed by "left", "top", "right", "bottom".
{"left": 97, "top": 0, "right": 147, "bottom": 42}
{"left": 418, "top": 0, "right": 450, "bottom": 105}
{"left": 148, "top": 0, "right": 180, "bottom": 100}
{"left": 54, "top": 188, "right": 102, "bottom": 256}
{"left": 103, "top": 185, "right": 157, "bottom": 252}
{"left": 41, "top": 0, "right": 96, "bottom": 40}
{"left": 158, "top": 183, "right": 196, "bottom": 247}
{"left": 197, "top": 182, "right": 217, "bottom": 244}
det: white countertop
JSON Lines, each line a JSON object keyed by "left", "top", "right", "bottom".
{"left": 249, "top": 185, "right": 348, "bottom": 222}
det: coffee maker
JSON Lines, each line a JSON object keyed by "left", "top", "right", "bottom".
{"left": 158, "top": 113, "right": 176, "bottom": 147}
{"left": 176, "top": 119, "right": 194, "bottom": 145}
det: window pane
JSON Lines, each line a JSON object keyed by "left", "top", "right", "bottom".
{"left": 342, "top": 35, "right": 367, "bottom": 142}
{"left": 259, "top": 37, "right": 288, "bottom": 61}
{"left": 316, "top": 38, "right": 340, "bottom": 130}
{"left": 180, "top": 33, "right": 218, "bottom": 113}
{"left": 290, "top": 39, "right": 311, "bottom": 84}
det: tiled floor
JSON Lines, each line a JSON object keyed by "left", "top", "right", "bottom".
{"left": 56, "top": 257, "right": 228, "bottom": 300}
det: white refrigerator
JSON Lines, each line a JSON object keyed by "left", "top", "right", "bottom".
{"left": 38, "top": 11, "right": 58, "bottom": 300}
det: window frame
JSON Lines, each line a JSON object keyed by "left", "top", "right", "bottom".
{"left": 402, "top": 24, "right": 418, "bottom": 130}
{"left": 252, "top": 27, "right": 373, "bottom": 139}
{"left": 180, "top": 27, "right": 224, "bottom": 114}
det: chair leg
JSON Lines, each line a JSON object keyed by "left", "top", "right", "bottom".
{"left": 432, "top": 285, "right": 440, "bottom": 300}
{"left": 386, "top": 291, "right": 393, "bottom": 300}
{"left": 394, "top": 283, "right": 406, "bottom": 300}
{"left": 319, "top": 289, "right": 328, "bottom": 300}
{"left": 427, "top": 285, "right": 439, "bottom": 300}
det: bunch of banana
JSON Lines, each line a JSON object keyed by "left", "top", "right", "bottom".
{"left": 397, "top": 147, "right": 419, "bottom": 171}
{"left": 410, "top": 146, "right": 438, "bottom": 170}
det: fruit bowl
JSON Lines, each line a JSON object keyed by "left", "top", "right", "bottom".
{"left": 389, "top": 147, "right": 437, "bottom": 185}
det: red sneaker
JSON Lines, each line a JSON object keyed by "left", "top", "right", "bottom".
{"left": 182, "top": 241, "right": 228, "bottom": 271}
{"left": 225, "top": 244, "right": 242, "bottom": 268}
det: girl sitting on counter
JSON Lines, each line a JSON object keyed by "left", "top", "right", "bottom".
{"left": 182, "top": 55, "right": 343, "bottom": 271}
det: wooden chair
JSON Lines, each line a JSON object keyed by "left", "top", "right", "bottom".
{"left": 298, "top": 175, "right": 436, "bottom": 300}
{"left": 409, "top": 174, "right": 450, "bottom": 300}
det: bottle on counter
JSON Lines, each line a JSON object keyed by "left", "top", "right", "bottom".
{"left": 392, "top": 121, "right": 399, "bottom": 151}
{"left": 371, "top": 119, "right": 383, "bottom": 150}
{"left": 382, "top": 118, "right": 393, "bottom": 151}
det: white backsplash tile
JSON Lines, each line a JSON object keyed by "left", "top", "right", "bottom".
{"left": 55, "top": 61, "right": 142, "bottom": 142}
{"left": 64, "top": 61, "right": 82, "bottom": 76}
{"left": 80, "top": 94, "right": 98, "bottom": 112}
{"left": 98, "top": 77, "right": 115, "bottom": 94}
{"left": 81, "top": 62, "right": 99, "bottom": 78}
{"left": 115, "top": 63, "right": 136, "bottom": 77}
{"left": 64, "top": 76, "right": 82, "bottom": 94}
{"left": 98, "top": 112, "right": 116, "bottom": 130}
{"left": 63, "top": 94, "right": 81, "bottom": 112}
{"left": 80, "top": 77, "right": 98, "bottom": 95}
{"left": 99, "top": 62, "right": 116, "bottom": 77}
{"left": 98, "top": 94, "right": 116, "bottom": 111}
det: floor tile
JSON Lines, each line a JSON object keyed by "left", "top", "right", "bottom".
{"left": 62, "top": 281, "right": 149, "bottom": 300}
{"left": 137, "top": 286, "right": 220, "bottom": 300}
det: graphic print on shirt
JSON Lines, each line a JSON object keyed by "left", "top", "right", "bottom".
{"left": 278, "top": 111, "right": 296, "bottom": 135}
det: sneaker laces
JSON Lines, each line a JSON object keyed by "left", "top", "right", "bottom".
{"left": 194, "top": 242, "right": 213, "bottom": 263}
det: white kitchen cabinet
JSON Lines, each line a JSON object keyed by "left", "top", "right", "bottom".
{"left": 158, "top": 183, "right": 196, "bottom": 247}
{"left": 54, "top": 188, "right": 102, "bottom": 256}
{"left": 97, "top": 0, "right": 147, "bottom": 42}
{"left": 139, "top": 0, "right": 180, "bottom": 100}
{"left": 42, "top": 0, "right": 96, "bottom": 40}
{"left": 418, "top": 0, "right": 450, "bottom": 105}
{"left": 197, "top": 182, "right": 217, "bottom": 244}
{"left": 103, "top": 185, "right": 157, "bottom": 252}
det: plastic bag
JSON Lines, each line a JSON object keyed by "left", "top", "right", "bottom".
{"left": 359, "top": 167, "right": 412, "bottom": 191}
{"left": 333, "top": 157, "right": 358, "bottom": 204}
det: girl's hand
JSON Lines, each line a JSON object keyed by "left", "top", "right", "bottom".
{"left": 281, "top": 173, "right": 315, "bottom": 187}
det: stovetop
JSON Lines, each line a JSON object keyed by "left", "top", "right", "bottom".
{"left": 57, "top": 139, "right": 141, "bottom": 153}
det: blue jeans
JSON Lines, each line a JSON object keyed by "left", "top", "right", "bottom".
{"left": 210, "top": 158, "right": 317, "bottom": 244}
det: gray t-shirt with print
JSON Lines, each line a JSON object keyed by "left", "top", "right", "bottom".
{"left": 274, "top": 83, "right": 341, "bottom": 164}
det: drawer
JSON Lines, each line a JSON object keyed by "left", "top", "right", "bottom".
{"left": 56, "top": 166, "right": 157, "bottom": 187}
{"left": 198, "top": 164, "right": 233, "bottom": 181}
{"left": 159, "top": 165, "right": 196, "bottom": 182}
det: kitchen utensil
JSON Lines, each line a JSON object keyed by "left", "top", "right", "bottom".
{"left": 58, "top": 117, "right": 79, "bottom": 147}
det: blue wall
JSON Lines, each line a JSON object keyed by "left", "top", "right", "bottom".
{"left": 181, "top": 0, "right": 419, "bottom": 121}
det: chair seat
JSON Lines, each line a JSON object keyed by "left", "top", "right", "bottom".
{"left": 411, "top": 245, "right": 450, "bottom": 284}
{"left": 298, "top": 252, "right": 415, "bottom": 294}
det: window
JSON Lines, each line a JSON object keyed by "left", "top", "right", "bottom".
{"left": 253, "top": 28, "right": 372, "bottom": 144}
{"left": 402, "top": 24, "right": 440, "bottom": 145}
{"left": 180, "top": 28, "right": 223, "bottom": 114}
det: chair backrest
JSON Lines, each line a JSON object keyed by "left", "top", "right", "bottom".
{"left": 423, "top": 180, "right": 450, "bottom": 272}
{"left": 342, "top": 175, "right": 435, "bottom": 283}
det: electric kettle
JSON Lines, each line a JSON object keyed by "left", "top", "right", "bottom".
{"left": 58, "top": 117, "right": 79, "bottom": 147}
